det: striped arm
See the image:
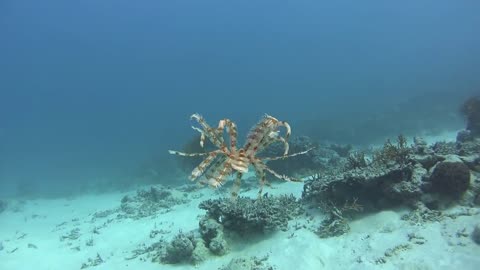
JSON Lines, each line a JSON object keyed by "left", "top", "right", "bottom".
{"left": 191, "top": 113, "right": 225, "bottom": 149}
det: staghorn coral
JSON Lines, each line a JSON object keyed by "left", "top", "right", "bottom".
{"left": 345, "top": 151, "right": 368, "bottom": 170}
{"left": 169, "top": 114, "right": 312, "bottom": 198}
{"left": 373, "top": 134, "right": 411, "bottom": 166}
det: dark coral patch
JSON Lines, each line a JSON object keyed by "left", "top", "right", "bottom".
{"left": 430, "top": 161, "right": 470, "bottom": 197}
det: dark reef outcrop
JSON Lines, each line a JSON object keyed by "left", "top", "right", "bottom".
{"left": 0, "top": 200, "right": 7, "bottom": 214}
{"left": 461, "top": 96, "right": 480, "bottom": 137}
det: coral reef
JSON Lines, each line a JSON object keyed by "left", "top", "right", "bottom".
{"left": 303, "top": 134, "right": 480, "bottom": 237}
{"left": 429, "top": 161, "right": 471, "bottom": 197}
{"left": 119, "top": 186, "right": 190, "bottom": 219}
{"left": 345, "top": 151, "right": 368, "bottom": 170}
{"left": 372, "top": 135, "right": 411, "bottom": 166}
{"left": 0, "top": 199, "right": 7, "bottom": 214}
{"left": 199, "top": 195, "right": 304, "bottom": 234}
{"left": 461, "top": 96, "right": 480, "bottom": 136}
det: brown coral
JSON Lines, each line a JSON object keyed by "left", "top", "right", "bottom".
{"left": 430, "top": 161, "right": 470, "bottom": 197}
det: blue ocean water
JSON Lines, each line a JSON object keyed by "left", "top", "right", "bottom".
{"left": 0, "top": 0, "right": 479, "bottom": 196}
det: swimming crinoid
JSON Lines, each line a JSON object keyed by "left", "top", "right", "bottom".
{"left": 169, "top": 113, "right": 312, "bottom": 199}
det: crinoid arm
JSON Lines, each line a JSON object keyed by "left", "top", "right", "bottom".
{"left": 189, "top": 150, "right": 222, "bottom": 181}
{"left": 191, "top": 126, "right": 207, "bottom": 148}
{"left": 252, "top": 161, "right": 267, "bottom": 198}
{"left": 230, "top": 172, "right": 242, "bottom": 200}
{"left": 191, "top": 113, "right": 226, "bottom": 149}
{"left": 244, "top": 114, "right": 291, "bottom": 156}
{"left": 168, "top": 150, "right": 210, "bottom": 157}
{"left": 204, "top": 159, "right": 233, "bottom": 188}
{"left": 218, "top": 118, "right": 238, "bottom": 152}
{"left": 257, "top": 131, "right": 289, "bottom": 155}
{"left": 258, "top": 162, "right": 303, "bottom": 182}
{"left": 262, "top": 147, "right": 315, "bottom": 161}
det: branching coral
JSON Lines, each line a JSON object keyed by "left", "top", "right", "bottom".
{"left": 373, "top": 135, "right": 411, "bottom": 166}
{"left": 345, "top": 151, "right": 368, "bottom": 170}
